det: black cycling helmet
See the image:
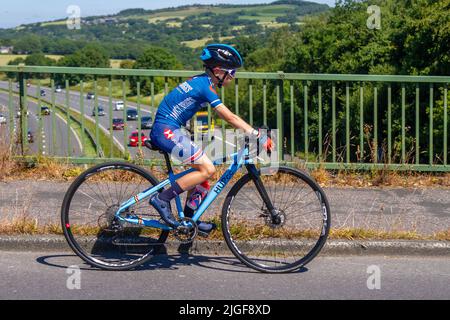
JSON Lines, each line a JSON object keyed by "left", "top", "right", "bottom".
{"left": 200, "top": 44, "right": 243, "bottom": 69}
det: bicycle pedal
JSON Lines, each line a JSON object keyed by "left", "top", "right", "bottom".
{"left": 197, "top": 230, "right": 211, "bottom": 238}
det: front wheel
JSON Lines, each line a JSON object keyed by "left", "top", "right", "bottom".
{"left": 221, "top": 166, "right": 330, "bottom": 273}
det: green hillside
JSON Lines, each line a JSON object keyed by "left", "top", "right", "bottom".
{"left": 0, "top": 1, "right": 329, "bottom": 68}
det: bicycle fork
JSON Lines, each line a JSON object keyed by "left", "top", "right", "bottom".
{"left": 245, "top": 164, "right": 281, "bottom": 224}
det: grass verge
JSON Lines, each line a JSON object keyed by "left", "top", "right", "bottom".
{"left": 310, "top": 167, "right": 450, "bottom": 188}
{"left": 0, "top": 214, "right": 448, "bottom": 241}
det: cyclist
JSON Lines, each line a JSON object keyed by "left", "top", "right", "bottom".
{"left": 149, "top": 43, "right": 272, "bottom": 236}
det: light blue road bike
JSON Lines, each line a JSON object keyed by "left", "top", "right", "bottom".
{"left": 61, "top": 137, "right": 330, "bottom": 273}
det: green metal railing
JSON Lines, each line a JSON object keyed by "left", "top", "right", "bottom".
{"left": 0, "top": 65, "right": 448, "bottom": 171}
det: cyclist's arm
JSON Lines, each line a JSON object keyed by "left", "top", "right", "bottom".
{"left": 214, "top": 104, "right": 255, "bottom": 134}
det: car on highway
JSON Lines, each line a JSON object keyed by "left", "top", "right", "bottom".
{"left": 112, "top": 118, "right": 125, "bottom": 130}
{"left": 16, "top": 110, "right": 30, "bottom": 118}
{"left": 40, "top": 89, "right": 46, "bottom": 97}
{"left": 27, "top": 131, "right": 34, "bottom": 143}
{"left": 128, "top": 130, "right": 148, "bottom": 147}
{"left": 126, "top": 109, "right": 138, "bottom": 120}
{"left": 86, "top": 92, "right": 95, "bottom": 100}
{"left": 92, "top": 106, "right": 105, "bottom": 116}
{"left": 40, "top": 105, "right": 50, "bottom": 116}
{"left": 55, "top": 85, "right": 62, "bottom": 93}
{"left": 114, "top": 101, "right": 124, "bottom": 111}
{"left": 0, "top": 114, "right": 6, "bottom": 124}
{"left": 140, "top": 116, "right": 153, "bottom": 129}
{"left": 15, "top": 82, "right": 31, "bottom": 88}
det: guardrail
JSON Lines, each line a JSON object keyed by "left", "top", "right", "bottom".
{"left": 0, "top": 65, "right": 448, "bottom": 171}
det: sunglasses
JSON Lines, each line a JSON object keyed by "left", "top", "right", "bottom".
{"left": 220, "top": 68, "right": 236, "bottom": 78}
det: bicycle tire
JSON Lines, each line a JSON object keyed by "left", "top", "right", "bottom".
{"left": 61, "top": 162, "right": 169, "bottom": 271}
{"left": 221, "top": 166, "right": 330, "bottom": 273}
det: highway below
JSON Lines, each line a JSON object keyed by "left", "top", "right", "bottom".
{"left": 0, "top": 80, "right": 157, "bottom": 159}
{"left": 0, "top": 90, "right": 82, "bottom": 157}
{"left": 0, "top": 80, "right": 246, "bottom": 163}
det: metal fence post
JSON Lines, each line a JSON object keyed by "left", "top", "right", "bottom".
{"left": 18, "top": 63, "right": 27, "bottom": 156}
{"left": 277, "top": 72, "right": 284, "bottom": 161}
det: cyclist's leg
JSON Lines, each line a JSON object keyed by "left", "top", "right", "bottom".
{"left": 178, "top": 155, "right": 214, "bottom": 219}
{"left": 149, "top": 123, "right": 216, "bottom": 232}
{"left": 178, "top": 155, "right": 217, "bottom": 234}
{"left": 176, "top": 154, "right": 215, "bottom": 191}
{"left": 152, "top": 125, "right": 214, "bottom": 200}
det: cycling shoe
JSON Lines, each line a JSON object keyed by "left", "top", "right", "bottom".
{"left": 196, "top": 221, "right": 217, "bottom": 237}
{"left": 149, "top": 194, "right": 179, "bottom": 228}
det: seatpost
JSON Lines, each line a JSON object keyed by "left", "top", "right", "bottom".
{"left": 162, "top": 152, "right": 173, "bottom": 174}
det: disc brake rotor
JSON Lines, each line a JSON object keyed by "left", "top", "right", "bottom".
{"left": 261, "top": 209, "right": 286, "bottom": 229}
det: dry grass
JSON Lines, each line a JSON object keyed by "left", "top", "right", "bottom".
{"left": 310, "top": 167, "right": 450, "bottom": 189}
{"left": 0, "top": 156, "right": 84, "bottom": 182}
{"left": 0, "top": 137, "right": 12, "bottom": 181}
{"left": 434, "top": 229, "right": 450, "bottom": 241}
{"left": 1, "top": 213, "right": 448, "bottom": 241}
{"left": 328, "top": 228, "right": 426, "bottom": 241}
{"left": 2, "top": 148, "right": 450, "bottom": 188}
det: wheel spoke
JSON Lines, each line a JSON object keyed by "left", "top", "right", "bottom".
{"left": 223, "top": 168, "right": 330, "bottom": 272}
{"left": 62, "top": 164, "right": 167, "bottom": 270}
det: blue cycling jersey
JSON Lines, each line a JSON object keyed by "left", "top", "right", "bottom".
{"left": 154, "top": 73, "right": 222, "bottom": 127}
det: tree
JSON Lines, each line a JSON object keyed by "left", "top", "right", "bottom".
{"left": 6, "top": 57, "right": 25, "bottom": 80}
{"left": 12, "top": 35, "right": 42, "bottom": 54}
{"left": 24, "top": 53, "right": 56, "bottom": 66}
{"left": 392, "top": 0, "right": 450, "bottom": 76}
{"left": 24, "top": 53, "right": 57, "bottom": 79}
{"left": 58, "top": 44, "right": 110, "bottom": 68}
{"left": 133, "top": 47, "right": 182, "bottom": 70}
{"left": 56, "top": 44, "right": 110, "bottom": 85}
{"left": 129, "top": 47, "right": 182, "bottom": 96}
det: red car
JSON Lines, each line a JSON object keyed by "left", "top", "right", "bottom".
{"left": 128, "top": 131, "right": 148, "bottom": 147}
{"left": 112, "top": 118, "right": 125, "bottom": 130}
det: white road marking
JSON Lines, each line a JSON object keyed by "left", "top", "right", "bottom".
{"left": 54, "top": 113, "right": 83, "bottom": 154}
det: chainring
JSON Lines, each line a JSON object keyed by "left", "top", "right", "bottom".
{"left": 172, "top": 217, "right": 198, "bottom": 244}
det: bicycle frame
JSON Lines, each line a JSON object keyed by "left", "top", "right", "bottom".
{"left": 115, "top": 145, "right": 269, "bottom": 231}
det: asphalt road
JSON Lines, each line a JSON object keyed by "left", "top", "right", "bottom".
{"left": 0, "top": 91, "right": 82, "bottom": 157}
{"left": 0, "top": 81, "right": 254, "bottom": 162}
{"left": 0, "top": 251, "right": 448, "bottom": 299}
{"left": 0, "top": 81, "right": 158, "bottom": 159}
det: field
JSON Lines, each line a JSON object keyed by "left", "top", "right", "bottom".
{"left": 144, "top": 4, "right": 298, "bottom": 26}
{"left": 110, "top": 59, "right": 126, "bottom": 69}
{"left": 40, "top": 20, "right": 66, "bottom": 27}
{"left": 0, "top": 54, "right": 64, "bottom": 66}
{"left": 181, "top": 36, "right": 235, "bottom": 49}
{"left": 0, "top": 55, "right": 129, "bottom": 69}
{"left": 0, "top": 54, "right": 27, "bottom": 65}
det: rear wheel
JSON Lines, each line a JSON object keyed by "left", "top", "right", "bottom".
{"left": 61, "top": 162, "right": 169, "bottom": 270}
{"left": 221, "top": 166, "right": 330, "bottom": 273}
